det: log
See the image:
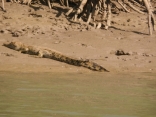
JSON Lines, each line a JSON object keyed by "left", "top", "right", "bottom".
{"left": 3, "top": 41, "right": 109, "bottom": 72}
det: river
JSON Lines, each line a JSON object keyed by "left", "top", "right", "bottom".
{"left": 0, "top": 72, "right": 156, "bottom": 117}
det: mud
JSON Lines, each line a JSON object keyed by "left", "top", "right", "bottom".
{"left": 0, "top": 2, "right": 156, "bottom": 73}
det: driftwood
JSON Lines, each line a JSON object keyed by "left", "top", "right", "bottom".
{"left": 3, "top": 41, "right": 109, "bottom": 72}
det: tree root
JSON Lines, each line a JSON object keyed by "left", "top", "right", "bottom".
{"left": 3, "top": 41, "right": 109, "bottom": 72}
{"left": 124, "top": 0, "right": 145, "bottom": 14}
{"left": 129, "top": 0, "right": 145, "bottom": 9}
{"left": 117, "top": 0, "right": 131, "bottom": 13}
{"left": 143, "top": 0, "right": 155, "bottom": 35}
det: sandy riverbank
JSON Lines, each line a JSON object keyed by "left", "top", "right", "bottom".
{"left": 0, "top": 2, "right": 156, "bottom": 73}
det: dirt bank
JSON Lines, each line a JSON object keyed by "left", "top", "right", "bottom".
{"left": 0, "top": 2, "right": 156, "bottom": 73}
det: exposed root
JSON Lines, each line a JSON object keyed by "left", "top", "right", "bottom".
{"left": 124, "top": 0, "right": 145, "bottom": 14}
{"left": 143, "top": 0, "right": 155, "bottom": 35}
{"left": 129, "top": 0, "right": 145, "bottom": 9}
{"left": 117, "top": 0, "right": 131, "bottom": 13}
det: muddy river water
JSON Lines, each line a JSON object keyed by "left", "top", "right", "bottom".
{"left": 0, "top": 72, "right": 156, "bottom": 117}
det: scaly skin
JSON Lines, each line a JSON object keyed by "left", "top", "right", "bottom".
{"left": 3, "top": 41, "right": 109, "bottom": 72}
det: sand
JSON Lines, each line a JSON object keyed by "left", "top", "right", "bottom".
{"left": 0, "top": 2, "right": 156, "bottom": 73}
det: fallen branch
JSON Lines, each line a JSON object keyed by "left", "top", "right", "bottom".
{"left": 3, "top": 41, "right": 109, "bottom": 72}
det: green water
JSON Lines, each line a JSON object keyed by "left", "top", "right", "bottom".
{"left": 0, "top": 72, "right": 156, "bottom": 117}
